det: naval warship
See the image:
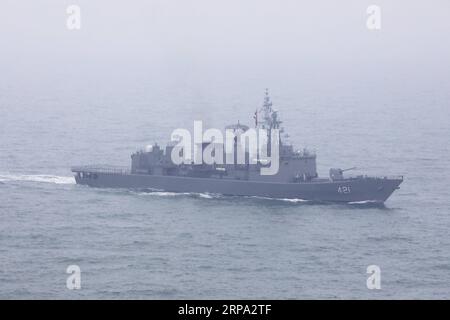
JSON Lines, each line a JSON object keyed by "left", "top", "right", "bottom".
{"left": 72, "top": 90, "right": 403, "bottom": 203}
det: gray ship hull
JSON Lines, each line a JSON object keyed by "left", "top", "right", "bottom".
{"left": 73, "top": 170, "right": 403, "bottom": 203}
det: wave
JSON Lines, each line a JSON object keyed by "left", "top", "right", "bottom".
{"left": 131, "top": 190, "right": 385, "bottom": 207}
{"left": 137, "top": 191, "right": 191, "bottom": 197}
{"left": 0, "top": 174, "right": 75, "bottom": 185}
{"left": 136, "top": 190, "right": 217, "bottom": 199}
{"left": 197, "top": 193, "right": 215, "bottom": 199}
{"left": 244, "top": 195, "right": 310, "bottom": 203}
{"left": 135, "top": 190, "right": 309, "bottom": 203}
{"left": 348, "top": 200, "right": 381, "bottom": 205}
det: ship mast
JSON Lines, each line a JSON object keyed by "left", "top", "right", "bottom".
{"left": 258, "top": 88, "right": 282, "bottom": 130}
{"left": 256, "top": 89, "right": 283, "bottom": 155}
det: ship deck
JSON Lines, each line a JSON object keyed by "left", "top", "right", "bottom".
{"left": 71, "top": 165, "right": 403, "bottom": 184}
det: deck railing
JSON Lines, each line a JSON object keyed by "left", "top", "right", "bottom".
{"left": 347, "top": 175, "right": 404, "bottom": 181}
{"left": 71, "top": 165, "right": 130, "bottom": 175}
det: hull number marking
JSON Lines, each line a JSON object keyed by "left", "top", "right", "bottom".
{"left": 338, "top": 186, "right": 351, "bottom": 194}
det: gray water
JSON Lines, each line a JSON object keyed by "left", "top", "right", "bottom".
{"left": 1, "top": 72, "right": 449, "bottom": 299}
{"left": 1, "top": 0, "right": 450, "bottom": 299}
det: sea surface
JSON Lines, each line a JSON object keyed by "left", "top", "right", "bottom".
{"left": 1, "top": 72, "right": 450, "bottom": 299}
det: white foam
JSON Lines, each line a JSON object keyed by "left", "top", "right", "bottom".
{"left": 247, "top": 195, "right": 309, "bottom": 203}
{"left": 348, "top": 200, "right": 380, "bottom": 204}
{"left": 278, "top": 198, "right": 309, "bottom": 203}
{"left": 137, "top": 191, "right": 190, "bottom": 197}
{"left": 0, "top": 174, "right": 75, "bottom": 185}
{"left": 137, "top": 191, "right": 307, "bottom": 202}
{"left": 136, "top": 191, "right": 219, "bottom": 199}
{"left": 197, "top": 193, "right": 215, "bottom": 199}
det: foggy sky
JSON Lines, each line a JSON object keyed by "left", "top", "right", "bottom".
{"left": 1, "top": 0, "right": 449, "bottom": 89}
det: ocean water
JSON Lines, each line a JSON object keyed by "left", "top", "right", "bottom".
{"left": 1, "top": 71, "right": 450, "bottom": 299}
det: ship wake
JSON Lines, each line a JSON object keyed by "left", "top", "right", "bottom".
{"left": 135, "top": 189, "right": 309, "bottom": 203}
{"left": 246, "top": 196, "right": 310, "bottom": 203}
{"left": 136, "top": 190, "right": 217, "bottom": 199}
{"left": 0, "top": 174, "right": 75, "bottom": 185}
